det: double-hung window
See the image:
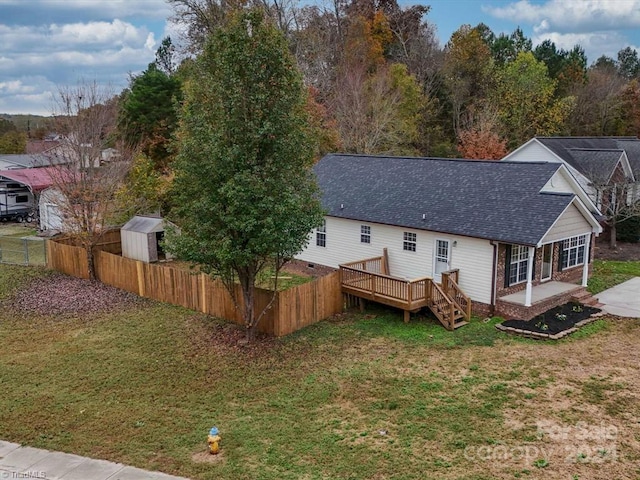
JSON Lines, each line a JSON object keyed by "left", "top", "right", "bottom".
{"left": 562, "top": 235, "right": 586, "bottom": 269}
{"left": 316, "top": 221, "right": 326, "bottom": 247}
{"left": 403, "top": 232, "right": 416, "bottom": 252}
{"left": 509, "top": 245, "right": 529, "bottom": 285}
{"left": 360, "top": 225, "right": 371, "bottom": 244}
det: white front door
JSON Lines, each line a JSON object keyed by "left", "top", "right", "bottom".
{"left": 433, "top": 239, "right": 451, "bottom": 282}
{"left": 541, "top": 243, "right": 552, "bottom": 282}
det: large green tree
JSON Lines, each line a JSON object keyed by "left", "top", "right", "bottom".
{"left": 168, "top": 10, "right": 324, "bottom": 341}
{"left": 493, "top": 51, "right": 572, "bottom": 148}
{"left": 118, "top": 45, "right": 182, "bottom": 172}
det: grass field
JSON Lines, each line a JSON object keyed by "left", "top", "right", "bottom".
{"left": 0, "top": 225, "right": 45, "bottom": 265}
{"left": 588, "top": 259, "right": 640, "bottom": 294}
{"left": 0, "top": 264, "right": 639, "bottom": 480}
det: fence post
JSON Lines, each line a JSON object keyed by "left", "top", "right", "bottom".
{"left": 23, "top": 238, "right": 29, "bottom": 265}
{"left": 136, "top": 261, "right": 145, "bottom": 297}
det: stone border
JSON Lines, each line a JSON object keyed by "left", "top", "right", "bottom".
{"left": 495, "top": 312, "right": 606, "bottom": 340}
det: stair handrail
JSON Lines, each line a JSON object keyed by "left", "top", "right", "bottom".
{"left": 444, "top": 277, "right": 471, "bottom": 322}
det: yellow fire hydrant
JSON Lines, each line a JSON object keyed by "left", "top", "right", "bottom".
{"left": 208, "top": 427, "right": 221, "bottom": 454}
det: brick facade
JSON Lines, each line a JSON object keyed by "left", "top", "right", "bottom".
{"left": 493, "top": 233, "right": 596, "bottom": 320}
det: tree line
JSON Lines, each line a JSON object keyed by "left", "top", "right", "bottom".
{"left": 116, "top": 0, "right": 640, "bottom": 174}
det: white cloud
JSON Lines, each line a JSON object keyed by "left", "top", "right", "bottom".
{"left": 0, "top": 10, "right": 161, "bottom": 114}
{"left": 485, "top": 0, "right": 640, "bottom": 34}
{"left": 0, "top": 0, "right": 171, "bottom": 24}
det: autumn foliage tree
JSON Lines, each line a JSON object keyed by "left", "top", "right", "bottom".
{"left": 457, "top": 128, "right": 507, "bottom": 160}
{"left": 46, "top": 81, "right": 131, "bottom": 280}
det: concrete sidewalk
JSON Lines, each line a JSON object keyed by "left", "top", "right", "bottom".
{"left": 0, "top": 441, "right": 190, "bottom": 480}
{"left": 595, "top": 277, "right": 640, "bottom": 318}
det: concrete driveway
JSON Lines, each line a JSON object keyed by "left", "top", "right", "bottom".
{"left": 595, "top": 277, "right": 640, "bottom": 318}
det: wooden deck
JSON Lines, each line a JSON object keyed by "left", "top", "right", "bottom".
{"left": 340, "top": 256, "right": 471, "bottom": 330}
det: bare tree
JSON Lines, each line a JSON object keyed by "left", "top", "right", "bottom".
{"left": 595, "top": 181, "right": 640, "bottom": 248}
{"left": 44, "top": 81, "right": 132, "bottom": 279}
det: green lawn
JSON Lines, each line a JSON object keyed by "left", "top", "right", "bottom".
{"left": 588, "top": 259, "right": 640, "bottom": 294}
{"left": 0, "top": 227, "right": 45, "bottom": 266}
{"left": 0, "top": 264, "right": 639, "bottom": 480}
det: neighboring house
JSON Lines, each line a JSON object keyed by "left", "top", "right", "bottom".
{"left": 0, "top": 153, "right": 48, "bottom": 170}
{"left": 503, "top": 137, "right": 640, "bottom": 212}
{"left": 0, "top": 167, "right": 58, "bottom": 222}
{"left": 297, "top": 154, "right": 602, "bottom": 321}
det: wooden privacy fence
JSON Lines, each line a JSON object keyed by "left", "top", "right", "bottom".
{"left": 46, "top": 239, "right": 343, "bottom": 336}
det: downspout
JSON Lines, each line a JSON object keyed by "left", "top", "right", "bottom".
{"left": 489, "top": 240, "right": 498, "bottom": 316}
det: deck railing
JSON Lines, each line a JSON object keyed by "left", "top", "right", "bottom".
{"left": 340, "top": 265, "right": 431, "bottom": 310}
{"left": 340, "top": 260, "right": 471, "bottom": 330}
{"left": 441, "top": 269, "right": 472, "bottom": 322}
{"left": 341, "top": 256, "right": 384, "bottom": 274}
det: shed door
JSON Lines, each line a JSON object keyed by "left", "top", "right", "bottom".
{"left": 433, "top": 239, "right": 451, "bottom": 282}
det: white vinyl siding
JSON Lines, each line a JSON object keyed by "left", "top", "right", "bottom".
{"left": 297, "top": 216, "right": 494, "bottom": 303}
{"left": 541, "top": 170, "right": 574, "bottom": 194}
{"left": 541, "top": 203, "right": 592, "bottom": 244}
{"left": 503, "top": 140, "right": 560, "bottom": 163}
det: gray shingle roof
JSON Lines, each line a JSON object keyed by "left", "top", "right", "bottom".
{"left": 536, "top": 136, "right": 640, "bottom": 179}
{"left": 566, "top": 149, "right": 623, "bottom": 184}
{"left": 315, "top": 154, "right": 576, "bottom": 246}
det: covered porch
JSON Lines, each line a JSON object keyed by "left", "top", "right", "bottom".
{"left": 496, "top": 280, "right": 593, "bottom": 321}
{"left": 500, "top": 281, "right": 583, "bottom": 306}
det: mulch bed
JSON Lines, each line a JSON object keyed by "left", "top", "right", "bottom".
{"left": 497, "top": 302, "right": 603, "bottom": 340}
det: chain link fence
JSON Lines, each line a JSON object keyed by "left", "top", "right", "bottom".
{"left": 0, "top": 236, "right": 46, "bottom": 266}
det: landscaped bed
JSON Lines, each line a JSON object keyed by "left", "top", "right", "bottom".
{"left": 497, "top": 302, "right": 603, "bottom": 339}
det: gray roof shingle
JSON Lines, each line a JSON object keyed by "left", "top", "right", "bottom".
{"left": 536, "top": 136, "right": 640, "bottom": 179}
{"left": 566, "top": 149, "right": 624, "bottom": 184}
{"left": 315, "top": 154, "right": 576, "bottom": 246}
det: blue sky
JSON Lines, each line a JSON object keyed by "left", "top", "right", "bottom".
{"left": 1, "top": 0, "right": 640, "bottom": 115}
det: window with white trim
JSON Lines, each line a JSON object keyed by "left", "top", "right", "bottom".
{"left": 316, "top": 221, "right": 326, "bottom": 247}
{"left": 360, "top": 225, "right": 371, "bottom": 243}
{"left": 562, "top": 235, "right": 586, "bottom": 269}
{"left": 509, "top": 245, "right": 529, "bottom": 285}
{"left": 403, "top": 232, "right": 416, "bottom": 252}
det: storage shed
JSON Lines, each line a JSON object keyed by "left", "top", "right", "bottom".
{"left": 121, "top": 215, "right": 173, "bottom": 263}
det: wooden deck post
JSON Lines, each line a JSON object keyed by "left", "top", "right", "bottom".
{"left": 404, "top": 310, "right": 410, "bottom": 323}
{"left": 382, "top": 248, "right": 390, "bottom": 276}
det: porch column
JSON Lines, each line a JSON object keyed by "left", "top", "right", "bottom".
{"left": 582, "top": 234, "right": 591, "bottom": 287}
{"left": 524, "top": 246, "right": 535, "bottom": 307}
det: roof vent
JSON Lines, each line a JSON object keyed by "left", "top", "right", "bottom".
{"left": 422, "top": 213, "right": 426, "bottom": 220}
{"left": 340, "top": 203, "right": 344, "bottom": 209}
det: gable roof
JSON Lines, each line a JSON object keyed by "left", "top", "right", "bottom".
{"left": 566, "top": 149, "right": 626, "bottom": 184}
{"left": 535, "top": 137, "right": 639, "bottom": 180}
{"left": 314, "top": 154, "right": 599, "bottom": 246}
{"left": 122, "top": 215, "right": 166, "bottom": 234}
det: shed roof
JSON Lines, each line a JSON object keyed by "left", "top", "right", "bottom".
{"left": 314, "top": 154, "right": 589, "bottom": 246}
{"left": 122, "top": 215, "right": 166, "bottom": 234}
